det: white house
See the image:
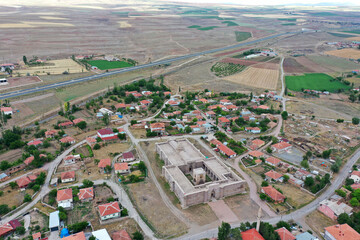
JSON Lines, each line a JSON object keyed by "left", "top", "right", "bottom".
{"left": 114, "top": 163, "right": 130, "bottom": 175}
{"left": 57, "top": 188, "right": 73, "bottom": 209}
{"left": 98, "top": 202, "right": 121, "bottom": 221}
{"left": 0, "top": 107, "right": 13, "bottom": 115}
{"left": 0, "top": 78, "right": 8, "bottom": 85}
{"left": 350, "top": 171, "right": 360, "bottom": 183}
{"left": 63, "top": 155, "right": 81, "bottom": 165}
{"left": 99, "top": 108, "right": 114, "bottom": 116}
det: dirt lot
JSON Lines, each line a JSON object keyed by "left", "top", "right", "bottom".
{"left": 274, "top": 183, "right": 314, "bottom": 209}
{"left": 93, "top": 142, "right": 131, "bottom": 160}
{"left": 126, "top": 180, "right": 188, "bottom": 238}
{"left": 325, "top": 48, "right": 360, "bottom": 60}
{"left": 129, "top": 128, "right": 147, "bottom": 139}
{"left": 0, "top": 185, "right": 34, "bottom": 210}
{"left": 305, "top": 210, "right": 336, "bottom": 237}
{"left": 0, "top": 76, "right": 42, "bottom": 90}
{"left": 68, "top": 201, "right": 96, "bottom": 225}
{"left": 224, "top": 67, "right": 279, "bottom": 90}
{"left": 29, "top": 210, "right": 48, "bottom": 230}
{"left": 0, "top": 149, "right": 23, "bottom": 163}
{"left": 252, "top": 62, "right": 279, "bottom": 70}
{"left": 295, "top": 56, "right": 332, "bottom": 73}
{"left": 15, "top": 59, "right": 87, "bottom": 76}
{"left": 224, "top": 194, "right": 268, "bottom": 221}
{"left": 283, "top": 58, "right": 311, "bottom": 73}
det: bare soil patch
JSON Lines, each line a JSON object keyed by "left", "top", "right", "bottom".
{"left": 0, "top": 149, "right": 22, "bottom": 163}
{"left": 224, "top": 194, "right": 267, "bottom": 221}
{"left": 224, "top": 67, "right": 279, "bottom": 90}
{"left": 305, "top": 210, "right": 336, "bottom": 237}
{"left": 220, "top": 58, "right": 258, "bottom": 66}
{"left": 0, "top": 185, "right": 33, "bottom": 209}
{"left": 274, "top": 183, "right": 314, "bottom": 209}
{"left": 93, "top": 142, "right": 131, "bottom": 160}
{"left": 325, "top": 48, "right": 360, "bottom": 59}
{"left": 252, "top": 62, "right": 279, "bottom": 70}
{"left": 214, "top": 48, "right": 250, "bottom": 57}
{"left": 0, "top": 76, "right": 42, "bottom": 91}
{"left": 283, "top": 58, "right": 311, "bottom": 73}
{"left": 295, "top": 56, "right": 332, "bottom": 73}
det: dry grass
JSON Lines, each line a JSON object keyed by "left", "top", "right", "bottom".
{"left": 15, "top": 59, "right": 86, "bottom": 76}
{"left": 274, "top": 183, "right": 314, "bottom": 208}
{"left": 39, "top": 16, "right": 69, "bottom": 20}
{"left": 93, "top": 142, "right": 131, "bottom": 160}
{"left": 34, "top": 201, "right": 55, "bottom": 215}
{"left": 346, "top": 36, "right": 360, "bottom": 41}
{"left": 305, "top": 210, "right": 336, "bottom": 237}
{"left": 118, "top": 21, "right": 132, "bottom": 28}
{"left": 129, "top": 129, "right": 147, "bottom": 139}
{"left": 181, "top": 204, "right": 218, "bottom": 226}
{"left": 0, "top": 21, "right": 74, "bottom": 28}
{"left": 0, "top": 186, "right": 34, "bottom": 209}
{"left": 224, "top": 194, "right": 266, "bottom": 221}
{"left": 325, "top": 48, "right": 360, "bottom": 59}
{"left": 224, "top": 67, "right": 279, "bottom": 90}
{"left": 126, "top": 180, "right": 188, "bottom": 238}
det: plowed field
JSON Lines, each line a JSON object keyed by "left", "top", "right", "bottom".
{"left": 224, "top": 67, "right": 279, "bottom": 90}
{"left": 325, "top": 48, "right": 360, "bottom": 59}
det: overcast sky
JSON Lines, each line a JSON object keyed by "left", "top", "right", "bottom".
{"left": 171, "top": 0, "right": 359, "bottom": 6}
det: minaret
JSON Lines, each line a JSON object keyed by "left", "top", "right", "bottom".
{"left": 256, "top": 207, "right": 262, "bottom": 232}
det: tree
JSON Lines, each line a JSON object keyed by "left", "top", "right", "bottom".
{"left": 335, "top": 189, "right": 346, "bottom": 198}
{"left": 283, "top": 175, "right": 290, "bottom": 183}
{"left": 266, "top": 147, "right": 272, "bottom": 154}
{"left": 276, "top": 221, "right": 291, "bottom": 231}
{"left": 353, "top": 189, "right": 360, "bottom": 201}
{"left": 89, "top": 236, "right": 96, "bottom": 240}
{"left": 218, "top": 222, "right": 231, "bottom": 240}
{"left": 337, "top": 213, "right": 351, "bottom": 225}
{"left": 132, "top": 231, "right": 144, "bottom": 240}
{"left": 24, "top": 194, "right": 32, "bottom": 202}
{"left": 322, "top": 149, "right": 332, "bottom": 159}
{"left": 300, "top": 160, "right": 309, "bottom": 169}
{"left": 59, "top": 212, "right": 67, "bottom": 221}
{"left": 349, "top": 94, "right": 356, "bottom": 103}
{"left": 261, "top": 181, "right": 269, "bottom": 187}
{"left": 281, "top": 111, "right": 288, "bottom": 120}
{"left": 0, "top": 204, "right": 10, "bottom": 215}
{"left": 82, "top": 179, "right": 94, "bottom": 188}
{"left": 105, "top": 165, "right": 112, "bottom": 173}
{"left": 349, "top": 197, "right": 359, "bottom": 207}
{"left": 93, "top": 144, "right": 101, "bottom": 150}
{"left": 23, "top": 56, "right": 27, "bottom": 64}
{"left": 15, "top": 226, "right": 26, "bottom": 235}
{"left": 9, "top": 181, "right": 17, "bottom": 189}
{"left": 138, "top": 161, "right": 147, "bottom": 175}
{"left": 102, "top": 113, "right": 110, "bottom": 125}
{"left": 68, "top": 221, "right": 89, "bottom": 233}
{"left": 352, "top": 117, "right": 360, "bottom": 125}
{"left": 185, "top": 126, "right": 192, "bottom": 133}
{"left": 304, "top": 176, "right": 314, "bottom": 187}
{"left": 76, "top": 121, "right": 87, "bottom": 130}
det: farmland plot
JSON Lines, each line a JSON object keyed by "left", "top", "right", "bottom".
{"left": 211, "top": 62, "right": 246, "bottom": 77}
{"left": 15, "top": 59, "right": 86, "bottom": 75}
{"left": 325, "top": 48, "right": 360, "bottom": 60}
{"left": 223, "top": 67, "right": 279, "bottom": 90}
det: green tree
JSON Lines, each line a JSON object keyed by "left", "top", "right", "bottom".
{"left": 349, "top": 94, "right": 356, "bottom": 103}
{"left": 261, "top": 181, "right": 269, "bottom": 187}
{"left": 300, "top": 160, "right": 309, "bottom": 169}
{"left": 352, "top": 117, "right": 360, "bottom": 125}
{"left": 353, "top": 189, "right": 360, "bottom": 201}
{"left": 24, "top": 194, "right": 32, "bottom": 202}
{"left": 105, "top": 165, "right": 112, "bottom": 173}
{"left": 82, "top": 179, "right": 94, "bottom": 188}
{"left": 59, "top": 212, "right": 67, "bottom": 221}
{"left": 102, "top": 113, "right": 110, "bottom": 126}
{"left": 138, "top": 161, "right": 147, "bottom": 174}
{"left": 322, "top": 149, "right": 332, "bottom": 159}
{"left": 349, "top": 197, "right": 359, "bottom": 207}
{"left": 132, "top": 231, "right": 144, "bottom": 240}
{"left": 0, "top": 204, "right": 11, "bottom": 215}
{"left": 15, "top": 226, "right": 26, "bottom": 235}
{"left": 276, "top": 221, "right": 291, "bottom": 231}
{"left": 337, "top": 213, "right": 351, "bottom": 225}
{"left": 68, "top": 221, "right": 89, "bottom": 233}
{"left": 89, "top": 236, "right": 96, "bottom": 240}
{"left": 218, "top": 221, "right": 231, "bottom": 240}
{"left": 281, "top": 111, "right": 288, "bottom": 120}
{"left": 283, "top": 175, "right": 290, "bottom": 183}
{"left": 335, "top": 189, "right": 346, "bottom": 198}
{"left": 304, "top": 176, "right": 314, "bottom": 187}
{"left": 76, "top": 121, "right": 87, "bottom": 130}
{"left": 23, "top": 56, "right": 27, "bottom": 64}
{"left": 93, "top": 144, "right": 101, "bottom": 150}
{"left": 9, "top": 181, "right": 17, "bottom": 189}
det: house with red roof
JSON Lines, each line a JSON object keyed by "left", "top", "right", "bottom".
{"left": 78, "top": 187, "right": 94, "bottom": 202}
{"left": 0, "top": 223, "right": 14, "bottom": 238}
{"left": 98, "top": 158, "right": 111, "bottom": 169}
{"left": 27, "top": 139, "right": 43, "bottom": 147}
{"left": 245, "top": 127, "right": 261, "bottom": 134}
{"left": 86, "top": 137, "right": 96, "bottom": 147}
{"left": 164, "top": 91, "right": 171, "bottom": 96}
{"left": 115, "top": 103, "right": 132, "bottom": 109}
{"left": 45, "top": 130, "right": 58, "bottom": 138}
{"left": 60, "top": 136, "right": 76, "bottom": 144}
{"left": 63, "top": 231, "right": 86, "bottom": 240}
{"left": 218, "top": 117, "right": 230, "bottom": 127}
{"left": 225, "top": 105, "right": 239, "bottom": 111}
{"left": 121, "top": 152, "right": 135, "bottom": 162}
{"left": 97, "top": 128, "right": 118, "bottom": 141}
{"left": 61, "top": 171, "right": 75, "bottom": 183}
{"left": 217, "top": 143, "right": 237, "bottom": 158}
{"left": 265, "top": 157, "right": 281, "bottom": 167}
{"left": 112, "top": 230, "right": 132, "bottom": 240}
{"left": 16, "top": 176, "right": 32, "bottom": 188}
{"left": 265, "top": 170, "right": 283, "bottom": 182}
{"left": 275, "top": 227, "right": 295, "bottom": 240}
{"left": 58, "top": 121, "right": 74, "bottom": 128}
{"left": 167, "top": 100, "right": 180, "bottom": 106}
{"left": 272, "top": 142, "right": 292, "bottom": 153}
{"left": 150, "top": 122, "right": 165, "bottom": 134}
{"left": 351, "top": 183, "right": 360, "bottom": 189}
{"left": 248, "top": 151, "right": 264, "bottom": 159}
{"left": 206, "top": 111, "right": 216, "bottom": 118}
{"left": 98, "top": 202, "right": 121, "bottom": 221}
{"left": 24, "top": 156, "right": 35, "bottom": 165}
{"left": 220, "top": 99, "right": 232, "bottom": 105}
{"left": 349, "top": 170, "right": 360, "bottom": 183}
{"left": 198, "top": 98, "right": 209, "bottom": 104}
{"left": 251, "top": 139, "right": 265, "bottom": 148}
{"left": 257, "top": 105, "right": 270, "bottom": 110}
{"left": 32, "top": 232, "right": 41, "bottom": 240}
{"left": 114, "top": 163, "right": 130, "bottom": 174}
{"left": 0, "top": 107, "right": 13, "bottom": 115}
{"left": 63, "top": 154, "right": 80, "bottom": 165}
{"left": 241, "top": 228, "right": 264, "bottom": 240}
{"left": 57, "top": 188, "right": 73, "bottom": 209}
{"left": 140, "top": 100, "right": 151, "bottom": 106}
{"left": 324, "top": 224, "right": 360, "bottom": 240}
{"left": 73, "top": 118, "right": 85, "bottom": 125}
{"left": 261, "top": 186, "right": 285, "bottom": 203}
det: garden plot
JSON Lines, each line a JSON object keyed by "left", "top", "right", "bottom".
{"left": 210, "top": 62, "right": 246, "bottom": 77}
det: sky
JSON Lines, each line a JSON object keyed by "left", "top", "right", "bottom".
{"left": 170, "top": 0, "right": 359, "bottom": 6}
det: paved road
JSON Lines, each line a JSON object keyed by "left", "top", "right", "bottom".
{"left": 0, "top": 31, "right": 301, "bottom": 100}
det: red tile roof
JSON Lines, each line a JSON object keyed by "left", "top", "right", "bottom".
{"left": 0, "top": 107, "right": 12, "bottom": 113}
{"left": 58, "top": 121, "right": 73, "bottom": 127}
{"left": 45, "top": 130, "right": 58, "bottom": 137}
{"left": 60, "top": 136, "right": 75, "bottom": 143}
{"left": 257, "top": 105, "right": 269, "bottom": 110}
{"left": 262, "top": 186, "right": 285, "bottom": 202}
{"left": 98, "top": 158, "right": 111, "bottom": 168}
{"left": 57, "top": 188, "right": 73, "bottom": 202}
{"left": 217, "top": 143, "right": 236, "bottom": 157}
{"left": 61, "top": 171, "right": 75, "bottom": 180}
{"left": 122, "top": 152, "right": 134, "bottom": 160}
{"left": 265, "top": 170, "right": 283, "bottom": 180}
{"left": 32, "top": 232, "right": 41, "bottom": 240}
{"left": 98, "top": 128, "right": 114, "bottom": 135}
{"left": 8, "top": 220, "right": 21, "bottom": 229}
{"left": 275, "top": 227, "right": 295, "bottom": 240}
{"left": 218, "top": 117, "right": 230, "bottom": 123}
{"left": 114, "top": 163, "right": 129, "bottom": 171}
{"left": 98, "top": 202, "right": 121, "bottom": 217}
{"left": 150, "top": 122, "right": 165, "bottom": 129}
{"left": 0, "top": 223, "right": 14, "bottom": 237}
{"left": 24, "top": 156, "right": 35, "bottom": 165}
{"left": 241, "top": 228, "right": 265, "bottom": 240}
{"left": 252, "top": 139, "right": 265, "bottom": 146}
{"left": 78, "top": 187, "right": 94, "bottom": 200}
{"left": 27, "top": 140, "right": 43, "bottom": 146}
{"left": 272, "top": 142, "right": 292, "bottom": 150}
{"left": 73, "top": 118, "right": 85, "bottom": 125}
{"left": 324, "top": 224, "right": 360, "bottom": 240}
{"left": 16, "top": 176, "right": 31, "bottom": 188}
{"left": 63, "top": 231, "right": 86, "bottom": 240}
{"left": 351, "top": 183, "right": 360, "bottom": 189}
{"left": 266, "top": 157, "right": 281, "bottom": 165}
{"left": 112, "top": 230, "right": 132, "bottom": 240}
{"left": 140, "top": 100, "right": 151, "bottom": 105}
{"left": 248, "top": 151, "right": 264, "bottom": 158}
{"left": 351, "top": 171, "right": 360, "bottom": 177}
{"left": 206, "top": 111, "right": 215, "bottom": 115}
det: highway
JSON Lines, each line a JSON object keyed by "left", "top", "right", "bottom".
{"left": 0, "top": 31, "right": 300, "bottom": 100}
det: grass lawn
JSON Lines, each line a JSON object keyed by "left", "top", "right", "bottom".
{"left": 277, "top": 18, "right": 297, "bottom": 21}
{"left": 282, "top": 23, "right": 296, "bottom": 26}
{"left": 235, "top": 31, "right": 251, "bottom": 42}
{"left": 222, "top": 21, "right": 238, "bottom": 26}
{"left": 188, "top": 25, "right": 201, "bottom": 28}
{"left": 87, "top": 60, "right": 134, "bottom": 70}
{"left": 285, "top": 73, "right": 351, "bottom": 92}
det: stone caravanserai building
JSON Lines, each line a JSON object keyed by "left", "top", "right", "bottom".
{"left": 156, "top": 139, "right": 246, "bottom": 208}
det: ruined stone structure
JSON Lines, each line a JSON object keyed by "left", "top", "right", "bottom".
{"left": 156, "top": 139, "right": 246, "bottom": 208}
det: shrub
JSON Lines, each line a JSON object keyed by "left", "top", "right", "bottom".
{"left": 93, "top": 144, "right": 101, "bottom": 150}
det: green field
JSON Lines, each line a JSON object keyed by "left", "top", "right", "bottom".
{"left": 188, "top": 25, "right": 201, "bottom": 28}
{"left": 87, "top": 60, "right": 134, "bottom": 70}
{"left": 328, "top": 32, "right": 356, "bottom": 38}
{"left": 198, "top": 26, "right": 218, "bottom": 31}
{"left": 222, "top": 21, "right": 239, "bottom": 26}
{"left": 285, "top": 73, "right": 351, "bottom": 92}
{"left": 307, "top": 55, "right": 360, "bottom": 71}
{"left": 235, "top": 31, "right": 251, "bottom": 42}
{"left": 277, "top": 18, "right": 297, "bottom": 22}
{"left": 308, "top": 12, "right": 339, "bottom": 17}
{"left": 282, "top": 23, "right": 296, "bottom": 26}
